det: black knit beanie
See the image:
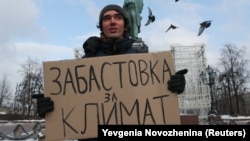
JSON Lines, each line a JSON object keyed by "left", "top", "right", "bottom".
{"left": 98, "top": 4, "right": 129, "bottom": 36}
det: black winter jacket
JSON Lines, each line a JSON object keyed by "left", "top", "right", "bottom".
{"left": 82, "top": 36, "right": 141, "bottom": 58}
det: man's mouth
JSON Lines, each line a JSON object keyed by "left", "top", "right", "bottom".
{"left": 109, "top": 28, "right": 117, "bottom": 33}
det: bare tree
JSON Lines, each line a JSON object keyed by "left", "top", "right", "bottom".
{"left": 15, "top": 57, "right": 43, "bottom": 116}
{"left": 217, "top": 43, "right": 250, "bottom": 115}
{"left": 0, "top": 75, "right": 12, "bottom": 108}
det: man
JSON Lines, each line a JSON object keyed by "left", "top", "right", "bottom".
{"left": 34, "top": 4, "right": 187, "bottom": 140}
{"left": 83, "top": 4, "right": 144, "bottom": 58}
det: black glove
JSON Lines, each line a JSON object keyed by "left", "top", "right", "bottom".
{"left": 82, "top": 36, "right": 101, "bottom": 58}
{"left": 168, "top": 69, "right": 188, "bottom": 94}
{"left": 32, "top": 94, "right": 54, "bottom": 118}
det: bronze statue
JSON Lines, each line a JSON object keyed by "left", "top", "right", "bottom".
{"left": 123, "top": 0, "right": 144, "bottom": 39}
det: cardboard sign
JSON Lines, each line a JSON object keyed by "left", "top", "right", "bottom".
{"left": 43, "top": 51, "right": 180, "bottom": 140}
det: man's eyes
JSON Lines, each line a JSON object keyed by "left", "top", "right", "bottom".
{"left": 103, "top": 14, "right": 123, "bottom": 21}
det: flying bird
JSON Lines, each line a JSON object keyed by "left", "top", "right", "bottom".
{"left": 166, "top": 24, "right": 178, "bottom": 32}
{"left": 198, "top": 20, "right": 212, "bottom": 36}
{"left": 175, "top": 0, "right": 179, "bottom": 2}
{"left": 145, "top": 7, "right": 155, "bottom": 26}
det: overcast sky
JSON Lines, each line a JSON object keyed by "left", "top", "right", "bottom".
{"left": 1, "top": 0, "right": 250, "bottom": 93}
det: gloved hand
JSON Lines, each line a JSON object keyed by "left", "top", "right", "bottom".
{"left": 32, "top": 94, "right": 54, "bottom": 118}
{"left": 168, "top": 69, "right": 188, "bottom": 94}
{"left": 82, "top": 36, "right": 101, "bottom": 58}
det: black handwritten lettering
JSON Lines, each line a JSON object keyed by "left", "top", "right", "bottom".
{"left": 102, "top": 102, "right": 118, "bottom": 125}
{"left": 128, "top": 60, "right": 138, "bottom": 86}
{"left": 143, "top": 98, "right": 156, "bottom": 124}
{"left": 50, "top": 67, "right": 62, "bottom": 95}
{"left": 62, "top": 107, "right": 78, "bottom": 137}
{"left": 162, "top": 59, "right": 171, "bottom": 82}
{"left": 153, "top": 95, "right": 170, "bottom": 124}
{"left": 104, "top": 93, "right": 118, "bottom": 103}
{"left": 81, "top": 103, "right": 99, "bottom": 134}
{"left": 63, "top": 68, "right": 76, "bottom": 95}
{"left": 65, "top": 94, "right": 171, "bottom": 136}
{"left": 120, "top": 99, "right": 140, "bottom": 124}
{"left": 101, "top": 62, "right": 112, "bottom": 91}
{"left": 149, "top": 60, "right": 160, "bottom": 84}
{"left": 138, "top": 60, "right": 149, "bottom": 85}
{"left": 104, "top": 93, "right": 110, "bottom": 102}
{"left": 89, "top": 66, "right": 101, "bottom": 92}
{"left": 111, "top": 93, "right": 118, "bottom": 102}
{"left": 75, "top": 65, "right": 88, "bottom": 94}
{"left": 113, "top": 61, "right": 127, "bottom": 88}
{"left": 48, "top": 58, "right": 172, "bottom": 95}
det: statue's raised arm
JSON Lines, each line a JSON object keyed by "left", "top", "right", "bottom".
{"left": 123, "top": 0, "right": 144, "bottom": 40}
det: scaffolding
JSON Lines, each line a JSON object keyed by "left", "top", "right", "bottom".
{"left": 170, "top": 44, "right": 211, "bottom": 120}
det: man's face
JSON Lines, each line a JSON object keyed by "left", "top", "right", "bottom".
{"left": 102, "top": 10, "right": 125, "bottom": 39}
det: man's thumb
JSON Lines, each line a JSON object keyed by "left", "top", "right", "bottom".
{"left": 32, "top": 94, "right": 44, "bottom": 99}
{"left": 176, "top": 69, "right": 188, "bottom": 75}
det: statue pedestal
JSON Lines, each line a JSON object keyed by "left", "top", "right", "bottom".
{"left": 132, "top": 38, "right": 149, "bottom": 53}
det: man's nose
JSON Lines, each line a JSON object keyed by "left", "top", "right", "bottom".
{"left": 110, "top": 17, "right": 116, "bottom": 23}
